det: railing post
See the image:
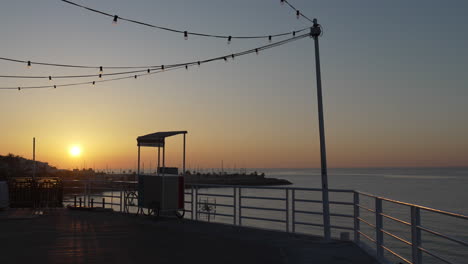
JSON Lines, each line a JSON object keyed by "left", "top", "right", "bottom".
{"left": 354, "top": 192, "right": 360, "bottom": 244}
{"left": 233, "top": 187, "right": 237, "bottom": 225}
{"left": 120, "top": 191, "right": 123, "bottom": 212}
{"left": 191, "top": 186, "right": 194, "bottom": 220}
{"left": 286, "top": 189, "right": 289, "bottom": 233}
{"left": 195, "top": 186, "right": 198, "bottom": 220}
{"left": 411, "top": 206, "right": 422, "bottom": 264}
{"left": 292, "top": 189, "right": 295, "bottom": 233}
{"left": 239, "top": 188, "right": 242, "bottom": 226}
{"left": 375, "top": 198, "right": 384, "bottom": 259}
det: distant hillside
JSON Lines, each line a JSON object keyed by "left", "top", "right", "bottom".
{"left": 0, "top": 154, "right": 58, "bottom": 180}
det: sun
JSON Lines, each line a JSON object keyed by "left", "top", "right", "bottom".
{"left": 69, "top": 146, "right": 81, "bottom": 157}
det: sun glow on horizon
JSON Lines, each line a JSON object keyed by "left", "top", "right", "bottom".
{"left": 69, "top": 146, "right": 81, "bottom": 157}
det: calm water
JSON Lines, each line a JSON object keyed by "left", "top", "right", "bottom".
{"left": 262, "top": 167, "right": 468, "bottom": 215}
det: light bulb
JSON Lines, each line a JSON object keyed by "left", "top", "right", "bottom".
{"left": 99, "top": 74, "right": 102, "bottom": 79}
{"left": 223, "top": 57, "right": 227, "bottom": 62}
{"left": 185, "top": 65, "right": 188, "bottom": 70}
{"left": 113, "top": 15, "right": 118, "bottom": 25}
{"left": 268, "top": 36, "right": 272, "bottom": 43}
{"left": 99, "top": 66, "right": 103, "bottom": 73}
{"left": 197, "top": 61, "right": 200, "bottom": 67}
{"left": 134, "top": 75, "right": 137, "bottom": 79}
{"left": 18, "top": 87, "right": 21, "bottom": 91}
{"left": 92, "top": 81, "right": 95, "bottom": 86}
{"left": 184, "top": 31, "right": 188, "bottom": 40}
{"left": 161, "top": 65, "right": 165, "bottom": 71}
{"left": 231, "top": 54, "right": 235, "bottom": 60}
{"left": 255, "top": 49, "right": 259, "bottom": 55}
{"left": 147, "top": 69, "right": 150, "bottom": 73}
{"left": 54, "top": 85, "right": 56, "bottom": 89}
{"left": 227, "top": 36, "right": 232, "bottom": 44}
{"left": 27, "top": 61, "right": 31, "bottom": 69}
{"left": 49, "top": 76, "right": 52, "bottom": 81}
{"left": 296, "top": 10, "right": 300, "bottom": 19}
{"left": 281, "top": 0, "right": 285, "bottom": 5}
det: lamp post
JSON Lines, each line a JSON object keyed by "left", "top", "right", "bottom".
{"left": 311, "top": 19, "right": 331, "bottom": 241}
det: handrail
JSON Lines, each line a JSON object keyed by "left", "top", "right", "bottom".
{"left": 356, "top": 191, "right": 468, "bottom": 220}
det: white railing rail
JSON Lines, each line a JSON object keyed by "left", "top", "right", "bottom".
{"left": 60, "top": 180, "right": 468, "bottom": 264}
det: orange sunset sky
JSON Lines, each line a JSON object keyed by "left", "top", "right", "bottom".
{"left": 1, "top": 0, "right": 467, "bottom": 170}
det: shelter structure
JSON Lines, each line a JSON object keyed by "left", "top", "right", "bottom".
{"left": 136, "top": 131, "right": 187, "bottom": 177}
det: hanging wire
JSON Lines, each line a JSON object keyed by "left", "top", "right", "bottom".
{"left": 0, "top": 33, "right": 310, "bottom": 90}
{"left": 281, "top": 0, "right": 315, "bottom": 24}
{"left": 61, "top": 0, "right": 309, "bottom": 40}
{"left": 0, "top": 57, "right": 161, "bottom": 70}
{"left": 0, "top": 68, "right": 161, "bottom": 79}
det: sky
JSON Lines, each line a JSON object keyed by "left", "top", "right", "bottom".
{"left": 0, "top": 0, "right": 467, "bottom": 170}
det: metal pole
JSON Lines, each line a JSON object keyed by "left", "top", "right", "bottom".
{"left": 32, "top": 137, "right": 36, "bottom": 180}
{"left": 311, "top": 19, "right": 331, "bottom": 241}
{"left": 354, "top": 192, "right": 361, "bottom": 244}
{"left": 411, "top": 206, "right": 422, "bottom": 264}
{"left": 375, "top": 198, "right": 384, "bottom": 259}
{"left": 292, "top": 189, "right": 296, "bottom": 233}
{"left": 183, "top": 133, "right": 186, "bottom": 175}
{"left": 157, "top": 146, "right": 160, "bottom": 175}
{"left": 162, "top": 144, "right": 165, "bottom": 175}
{"left": 137, "top": 145, "right": 141, "bottom": 179}
{"left": 286, "top": 189, "right": 289, "bottom": 233}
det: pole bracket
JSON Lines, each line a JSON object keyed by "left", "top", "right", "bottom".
{"left": 310, "top": 18, "right": 322, "bottom": 37}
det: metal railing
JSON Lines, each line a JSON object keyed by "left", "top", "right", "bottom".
{"left": 59, "top": 180, "right": 468, "bottom": 264}
{"left": 354, "top": 191, "right": 468, "bottom": 264}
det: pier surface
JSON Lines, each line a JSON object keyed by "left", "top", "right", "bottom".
{"left": 0, "top": 209, "right": 377, "bottom": 264}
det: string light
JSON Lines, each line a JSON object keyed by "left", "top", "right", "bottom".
{"left": 1, "top": 33, "right": 310, "bottom": 91}
{"left": 27, "top": 61, "right": 31, "bottom": 69}
{"left": 280, "top": 0, "right": 315, "bottom": 24}
{"left": 184, "top": 31, "right": 188, "bottom": 40}
{"left": 61, "top": 0, "right": 308, "bottom": 41}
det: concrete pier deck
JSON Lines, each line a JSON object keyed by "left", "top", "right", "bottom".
{"left": 0, "top": 209, "right": 377, "bottom": 264}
